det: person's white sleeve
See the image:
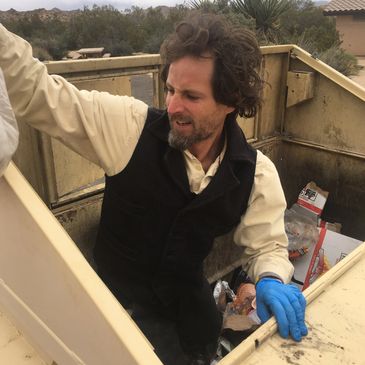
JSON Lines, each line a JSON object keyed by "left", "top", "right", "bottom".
{"left": 233, "top": 150, "right": 294, "bottom": 284}
{"left": 0, "top": 68, "right": 18, "bottom": 176}
{"left": 0, "top": 24, "right": 148, "bottom": 176}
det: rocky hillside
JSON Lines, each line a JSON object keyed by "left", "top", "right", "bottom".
{"left": 0, "top": 5, "right": 173, "bottom": 23}
{"left": 0, "top": 8, "right": 80, "bottom": 23}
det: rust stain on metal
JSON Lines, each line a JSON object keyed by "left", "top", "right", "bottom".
{"left": 285, "top": 355, "right": 300, "bottom": 364}
{"left": 293, "top": 350, "right": 305, "bottom": 359}
{"left": 56, "top": 209, "right": 77, "bottom": 224}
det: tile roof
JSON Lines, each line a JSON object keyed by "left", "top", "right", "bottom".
{"left": 324, "top": 0, "right": 365, "bottom": 14}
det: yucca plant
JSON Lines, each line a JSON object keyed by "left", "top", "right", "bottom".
{"left": 231, "top": 0, "right": 291, "bottom": 43}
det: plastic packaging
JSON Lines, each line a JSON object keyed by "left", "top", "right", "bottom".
{"left": 0, "top": 68, "right": 18, "bottom": 176}
{"left": 213, "top": 280, "right": 236, "bottom": 312}
{"left": 213, "top": 280, "right": 260, "bottom": 331}
{"left": 285, "top": 208, "right": 320, "bottom": 260}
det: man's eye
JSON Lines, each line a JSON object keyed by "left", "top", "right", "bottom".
{"left": 187, "top": 94, "right": 199, "bottom": 101}
{"left": 165, "top": 87, "right": 174, "bottom": 95}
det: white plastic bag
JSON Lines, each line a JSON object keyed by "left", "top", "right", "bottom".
{"left": 285, "top": 208, "right": 319, "bottom": 259}
{"left": 0, "top": 68, "right": 18, "bottom": 176}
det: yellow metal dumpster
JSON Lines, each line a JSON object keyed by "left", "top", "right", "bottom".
{"left": 1, "top": 44, "right": 365, "bottom": 364}
{"left": 1, "top": 161, "right": 365, "bottom": 364}
{"left": 220, "top": 241, "right": 365, "bottom": 365}
{"left": 0, "top": 163, "right": 162, "bottom": 365}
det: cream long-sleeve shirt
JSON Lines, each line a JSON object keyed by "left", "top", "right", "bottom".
{"left": 0, "top": 68, "right": 18, "bottom": 176}
{"left": 0, "top": 24, "right": 294, "bottom": 283}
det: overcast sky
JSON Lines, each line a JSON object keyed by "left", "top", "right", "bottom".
{"left": 0, "top": 0, "right": 185, "bottom": 11}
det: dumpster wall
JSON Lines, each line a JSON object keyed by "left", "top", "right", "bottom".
{"left": 0, "top": 163, "right": 162, "bottom": 365}
{"left": 277, "top": 47, "right": 365, "bottom": 241}
{"left": 3, "top": 44, "right": 365, "bottom": 365}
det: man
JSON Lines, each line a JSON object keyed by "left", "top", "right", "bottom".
{"left": 0, "top": 13, "right": 307, "bottom": 365}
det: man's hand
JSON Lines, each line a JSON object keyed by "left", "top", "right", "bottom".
{"left": 256, "top": 278, "right": 308, "bottom": 341}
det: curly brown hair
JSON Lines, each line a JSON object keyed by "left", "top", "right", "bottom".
{"left": 160, "top": 13, "right": 263, "bottom": 118}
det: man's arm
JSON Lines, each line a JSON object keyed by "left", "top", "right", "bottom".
{"left": 234, "top": 150, "right": 293, "bottom": 283}
{"left": 0, "top": 68, "right": 18, "bottom": 176}
{"left": 233, "top": 150, "right": 307, "bottom": 341}
{"left": 0, "top": 24, "right": 148, "bottom": 176}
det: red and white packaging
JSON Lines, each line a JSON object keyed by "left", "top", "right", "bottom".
{"left": 291, "top": 228, "right": 362, "bottom": 290}
{"left": 317, "top": 218, "right": 342, "bottom": 233}
{"left": 291, "top": 182, "right": 329, "bottom": 222}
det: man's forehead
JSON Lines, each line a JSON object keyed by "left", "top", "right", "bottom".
{"left": 168, "top": 55, "right": 214, "bottom": 78}
{"left": 166, "top": 56, "right": 214, "bottom": 94}
{"left": 173, "top": 52, "right": 214, "bottom": 63}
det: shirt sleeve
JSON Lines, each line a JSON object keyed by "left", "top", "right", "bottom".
{"left": 0, "top": 68, "right": 18, "bottom": 176}
{"left": 233, "top": 150, "right": 294, "bottom": 283}
{"left": 0, "top": 24, "right": 148, "bottom": 176}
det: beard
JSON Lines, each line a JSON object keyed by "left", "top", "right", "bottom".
{"left": 168, "top": 129, "right": 208, "bottom": 151}
{"left": 167, "top": 114, "right": 213, "bottom": 151}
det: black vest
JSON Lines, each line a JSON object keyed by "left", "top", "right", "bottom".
{"left": 94, "top": 108, "right": 257, "bottom": 308}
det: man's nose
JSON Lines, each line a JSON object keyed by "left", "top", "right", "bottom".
{"left": 167, "top": 94, "right": 184, "bottom": 115}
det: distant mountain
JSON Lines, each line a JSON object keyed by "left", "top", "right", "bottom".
{"left": 0, "top": 6, "right": 175, "bottom": 23}
{"left": 0, "top": 8, "right": 80, "bottom": 23}
{"left": 0, "top": 2, "right": 329, "bottom": 24}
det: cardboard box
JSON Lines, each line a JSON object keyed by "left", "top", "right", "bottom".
{"left": 291, "top": 228, "right": 362, "bottom": 290}
{"left": 291, "top": 181, "right": 329, "bottom": 223}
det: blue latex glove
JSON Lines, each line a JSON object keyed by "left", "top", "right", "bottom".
{"left": 256, "top": 278, "right": 308, "bottom": 341}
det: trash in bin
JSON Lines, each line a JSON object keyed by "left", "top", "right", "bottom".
{"left": 287, "top": 182, "right": 362, "bottom": 290}
{"left": 214, "top": 280, "right": 260, "bottom": 332}
{"left": 291, "top": 181, "right": 328, "bottom": 221}
{"left": 222, "top": 283, "right": 260, "bottom": 331}
{"left": 317, "top": 218, "right": 342, "bottom": 233}
{"left": 213, "top": 276, "right": 261, "bottom": 359}
{"left": 291, "top": 228, "right": 362, "bottom": 290}
{"left": 285, "top": 181, "right": 342, "bottom": 260}
{"left": 285, "top": 208, "right": 319, "bottom": 260}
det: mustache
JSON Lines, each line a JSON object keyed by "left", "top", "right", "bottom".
{"left": 168, "top": 113, "right": 193, "bottom": 124}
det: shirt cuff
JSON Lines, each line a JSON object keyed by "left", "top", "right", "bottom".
{"left": 255, "top": 272, "right": 284, "bottom": 284}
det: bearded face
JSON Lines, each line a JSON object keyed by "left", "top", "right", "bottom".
{"left": 165, "top": 55, "right": 234, "bottom": 154}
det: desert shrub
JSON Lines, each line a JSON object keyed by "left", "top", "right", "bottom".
{"left": 318, "top": 46, "right": 361, "bottom": 76}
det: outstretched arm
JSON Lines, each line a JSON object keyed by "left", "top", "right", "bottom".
{"left": 0, "top": 24, "right": 148, "bottom": 176}
{"left": 0, "top": 68, "right": 18, "bottom": 176}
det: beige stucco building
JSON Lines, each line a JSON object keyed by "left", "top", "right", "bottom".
{"left": 324, "top": 0, "right": 365, "bottom": 56}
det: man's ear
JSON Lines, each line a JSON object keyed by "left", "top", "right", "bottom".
{"left": 225, "top": 105, "right": 235, "bottom": 115}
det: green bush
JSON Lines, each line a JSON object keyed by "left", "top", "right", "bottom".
{"left": 32, "top": 46, "right": 53, "bottom": 61}
{"left": 279, "top": 0, "right": 339, "bottom": 52}
{"left": 1, "top": 3, "right": 360, "bottom": 77}
{"left": 318, "top": 46, "right": 361, "bottom": 77}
